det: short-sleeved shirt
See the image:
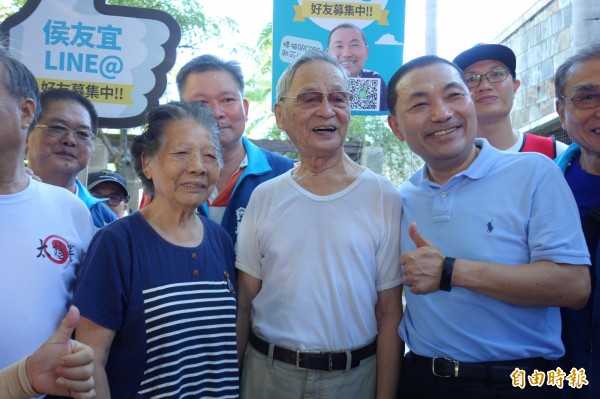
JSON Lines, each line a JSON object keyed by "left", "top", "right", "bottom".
{"left": 399, "top": 138, "right": 590, "bottom": 362}
{"left": 73, "top": 212, "right": 238, "bottom": 398}
{"left": 0, "top": 178, "right": 93, "bottom": 369}
{"left": 236, "top": 168, "right": 402, "bottom": 351}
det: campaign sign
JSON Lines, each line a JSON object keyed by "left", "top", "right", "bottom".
{"left": 273, "top": 0, "right": 405, "bottom": 115}
{"left": 0, "top": 0, "right": 180, "bottom": 128}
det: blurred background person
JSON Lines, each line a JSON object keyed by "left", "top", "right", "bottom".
{"left": 73, "top": 102, "right": 239, "bottom": 398}
{"left": 87, "top": 169, "right": 130, "bottom": 218}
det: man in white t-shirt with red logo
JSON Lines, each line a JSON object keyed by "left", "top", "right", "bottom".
{"left": 0, "top": 47, "right": 95, "bottom": 398}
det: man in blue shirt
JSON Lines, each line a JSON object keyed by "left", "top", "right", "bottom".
{"left": 386, "top": 55, "right": 591, "bottom": 399}
{"left": 26, "top": 88, "right": 116, "bottom": 228}
{"left": 175, "top": 55, "right": 294, "bottom": 246}
{"left": 554, "top": 42, "right": 600, "bottom": 399}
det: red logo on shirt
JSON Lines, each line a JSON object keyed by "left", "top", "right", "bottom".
{"left": 36, "top": 235, "right": 74, "bottom": 268}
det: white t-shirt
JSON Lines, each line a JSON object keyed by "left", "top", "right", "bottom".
{"left": 236, "top": 168, "right": 402, "bottom": 351}
{"left": 507, "top": 131, "right": 568, "bottom": 156}
{"left": 0, "top": 178, "right": 94, "bottom": 369}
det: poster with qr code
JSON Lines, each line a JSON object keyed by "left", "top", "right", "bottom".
{"left": 273, "top": 0, "right": 405, "bottom": 115}
{"left": 349, "top": 77, "right": 380, "bottom": 111}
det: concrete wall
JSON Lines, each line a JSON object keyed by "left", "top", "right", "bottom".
{"left": 495, "top": 0, "right": 600, "bottom": 141}
{"left": 495, "top": 0, "right": 571, "bottom": 136}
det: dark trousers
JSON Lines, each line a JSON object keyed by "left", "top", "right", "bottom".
{"left": 398, "top": 352, "right": 560, "bottom": 399}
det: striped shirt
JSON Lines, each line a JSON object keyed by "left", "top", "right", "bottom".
{"left": 74, "top": 212, "right": 239, "bottom": 398}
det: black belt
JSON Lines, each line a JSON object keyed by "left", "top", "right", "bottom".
{"left": 249, "top": 331, "right": 376, "bottom": 371}
{"left": 408, "top": 352, "right": 551, "bottom": 382}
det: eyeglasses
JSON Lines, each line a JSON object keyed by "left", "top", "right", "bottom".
{"left": 280, "top": 91, "right": 352, "bottom": 108}
{"left": 464, "top": 68, "right": 510, "bottom": 88}
{"left": 90, "top": 192, "right": 129, "bottom": 206}
{"left": 561, "top": 91, "right": 600, "bottom": 110}
{"left": 36, "top": 124, "right": 95, "bottom": 145}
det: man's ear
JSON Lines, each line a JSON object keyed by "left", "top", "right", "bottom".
{"left": 512, "top": 78, "right": 521, "bottom": 95}
{"left": 387, "top": 114, "right": 406, "bottom": 142}
{"left": 274, "top": 102, "right": 285, "bottom": 131}
{"left": 19, "top": 97, "right": 36, "bottom": 131}
{"left": 555, "top": 100, "right": 566, "bottom": 130}
{"left": 243, "top": 98, "right": 250, "bottom": 121}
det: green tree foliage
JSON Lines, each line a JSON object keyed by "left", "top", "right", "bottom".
{"left": 245, "top": 22, "right": 281, "bottom": 138}
{"left": 107, "top": 0, "right": 237, "bottom": 52}
{"left": 0, "top": 0, "right": 26, "bottom": 20}
{"left": 348, "top": 115, "right": 422, "bottom": 186}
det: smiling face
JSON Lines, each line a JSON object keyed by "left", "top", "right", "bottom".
{"left": 26, "top": 99, "right": 93, "bottom": 187}
{"left": 464, "top": 59, "right": 520, "bottom": 126}
{"left": 179, "top": 70, "right": 249, "bottom": 152}
{"left": 327, "top": 27, "right": 368, "bottom": 77}
{"left": 556, "top": 59, "right": 600, "bottom": 164}
{"left": 274, "top": 60, "right": 350, "bottom": 160}
{"left": 142, "top": 118, "right": 220, "bottom": 211}
{"left": 387, "top": 62, "right": 477, "bottom": 171}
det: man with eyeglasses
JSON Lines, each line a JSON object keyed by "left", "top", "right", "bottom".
{"left": 87, "top": 169, "right": 130, "bottom": 218}
{"left": 553, "top": 42, "right": 600, "bottom": 399}
{"left": 454, "top": 43, "right": 567, "bottom": 158}
{"left": 236, "top": 51, "right": 402, "bottom": 398}
{"left": 26, "top": 88, "right": 117, "bottom": 228}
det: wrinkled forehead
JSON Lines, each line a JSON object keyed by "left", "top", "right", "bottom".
{"left": 290, "top": 60, "right": 348, "bottom": 92}
{"left": 564, "top": 59, "right": 600, "bottom": 91}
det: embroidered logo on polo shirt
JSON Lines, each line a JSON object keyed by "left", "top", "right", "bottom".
{"left": 487, "top": 220, "right": 495, "bottom": 233}
{"left": 36, "top": 235, "right": 75, "bottom": 268}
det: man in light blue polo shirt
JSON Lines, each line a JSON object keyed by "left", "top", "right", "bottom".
{"left": 386, "top": 55, "right": 591, "bottom": 399}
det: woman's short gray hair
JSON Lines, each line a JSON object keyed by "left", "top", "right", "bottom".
{"left": 275, "top": 50, "right": 349, "bottom": 100}
{"left": 131, "top": 101, "right": 222, "bottom": 194}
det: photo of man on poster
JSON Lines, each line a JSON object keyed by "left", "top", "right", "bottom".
{"left": 327, "top": 22, "right": 388, "bottom": 111}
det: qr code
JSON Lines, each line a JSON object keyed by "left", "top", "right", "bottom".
{"left": 348, "top": 77, "right": 380, "bottom": 111}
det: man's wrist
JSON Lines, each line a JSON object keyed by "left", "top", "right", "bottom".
{"left": 439, "top": 257, "right": 455, "bottom": 292}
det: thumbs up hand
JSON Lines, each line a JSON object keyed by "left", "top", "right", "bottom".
{"left": 401, "top": 222, "right": 446, "bottom": 294}
{"left": 27, "top": 306, "right": 96, "bottom": 398}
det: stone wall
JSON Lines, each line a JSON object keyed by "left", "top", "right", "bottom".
{"left": 494, "top": 0, "right": 600, "bottom": 143}
{"left": 495, "top": 0, "right": 573, "bottom": 138}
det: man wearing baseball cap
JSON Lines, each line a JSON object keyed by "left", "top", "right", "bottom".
{"left": 454, "top": 43, "right": 567, "bottom": 158}
{"left": 87, "top": 169, "right": 130, "bottom": 218}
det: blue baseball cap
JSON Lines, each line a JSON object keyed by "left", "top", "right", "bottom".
{"left": 453, "top": 43, "right": 516, "bottom": 77}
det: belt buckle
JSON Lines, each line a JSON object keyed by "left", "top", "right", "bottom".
{"left": 432, "top": 356, "right": 459, "bottom": 378}
{"left": 296, "top": 351, "right": 335, "bottom": 371}
{"left": 326, "top": 353, "right": 333, "bottom": 371}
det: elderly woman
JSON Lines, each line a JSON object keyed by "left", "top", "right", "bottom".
{"left": 236, "top": 51, "right": 403, "bottom": 399}
{"left": 73, "top": 102, "right": 239, "bottom": 398}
